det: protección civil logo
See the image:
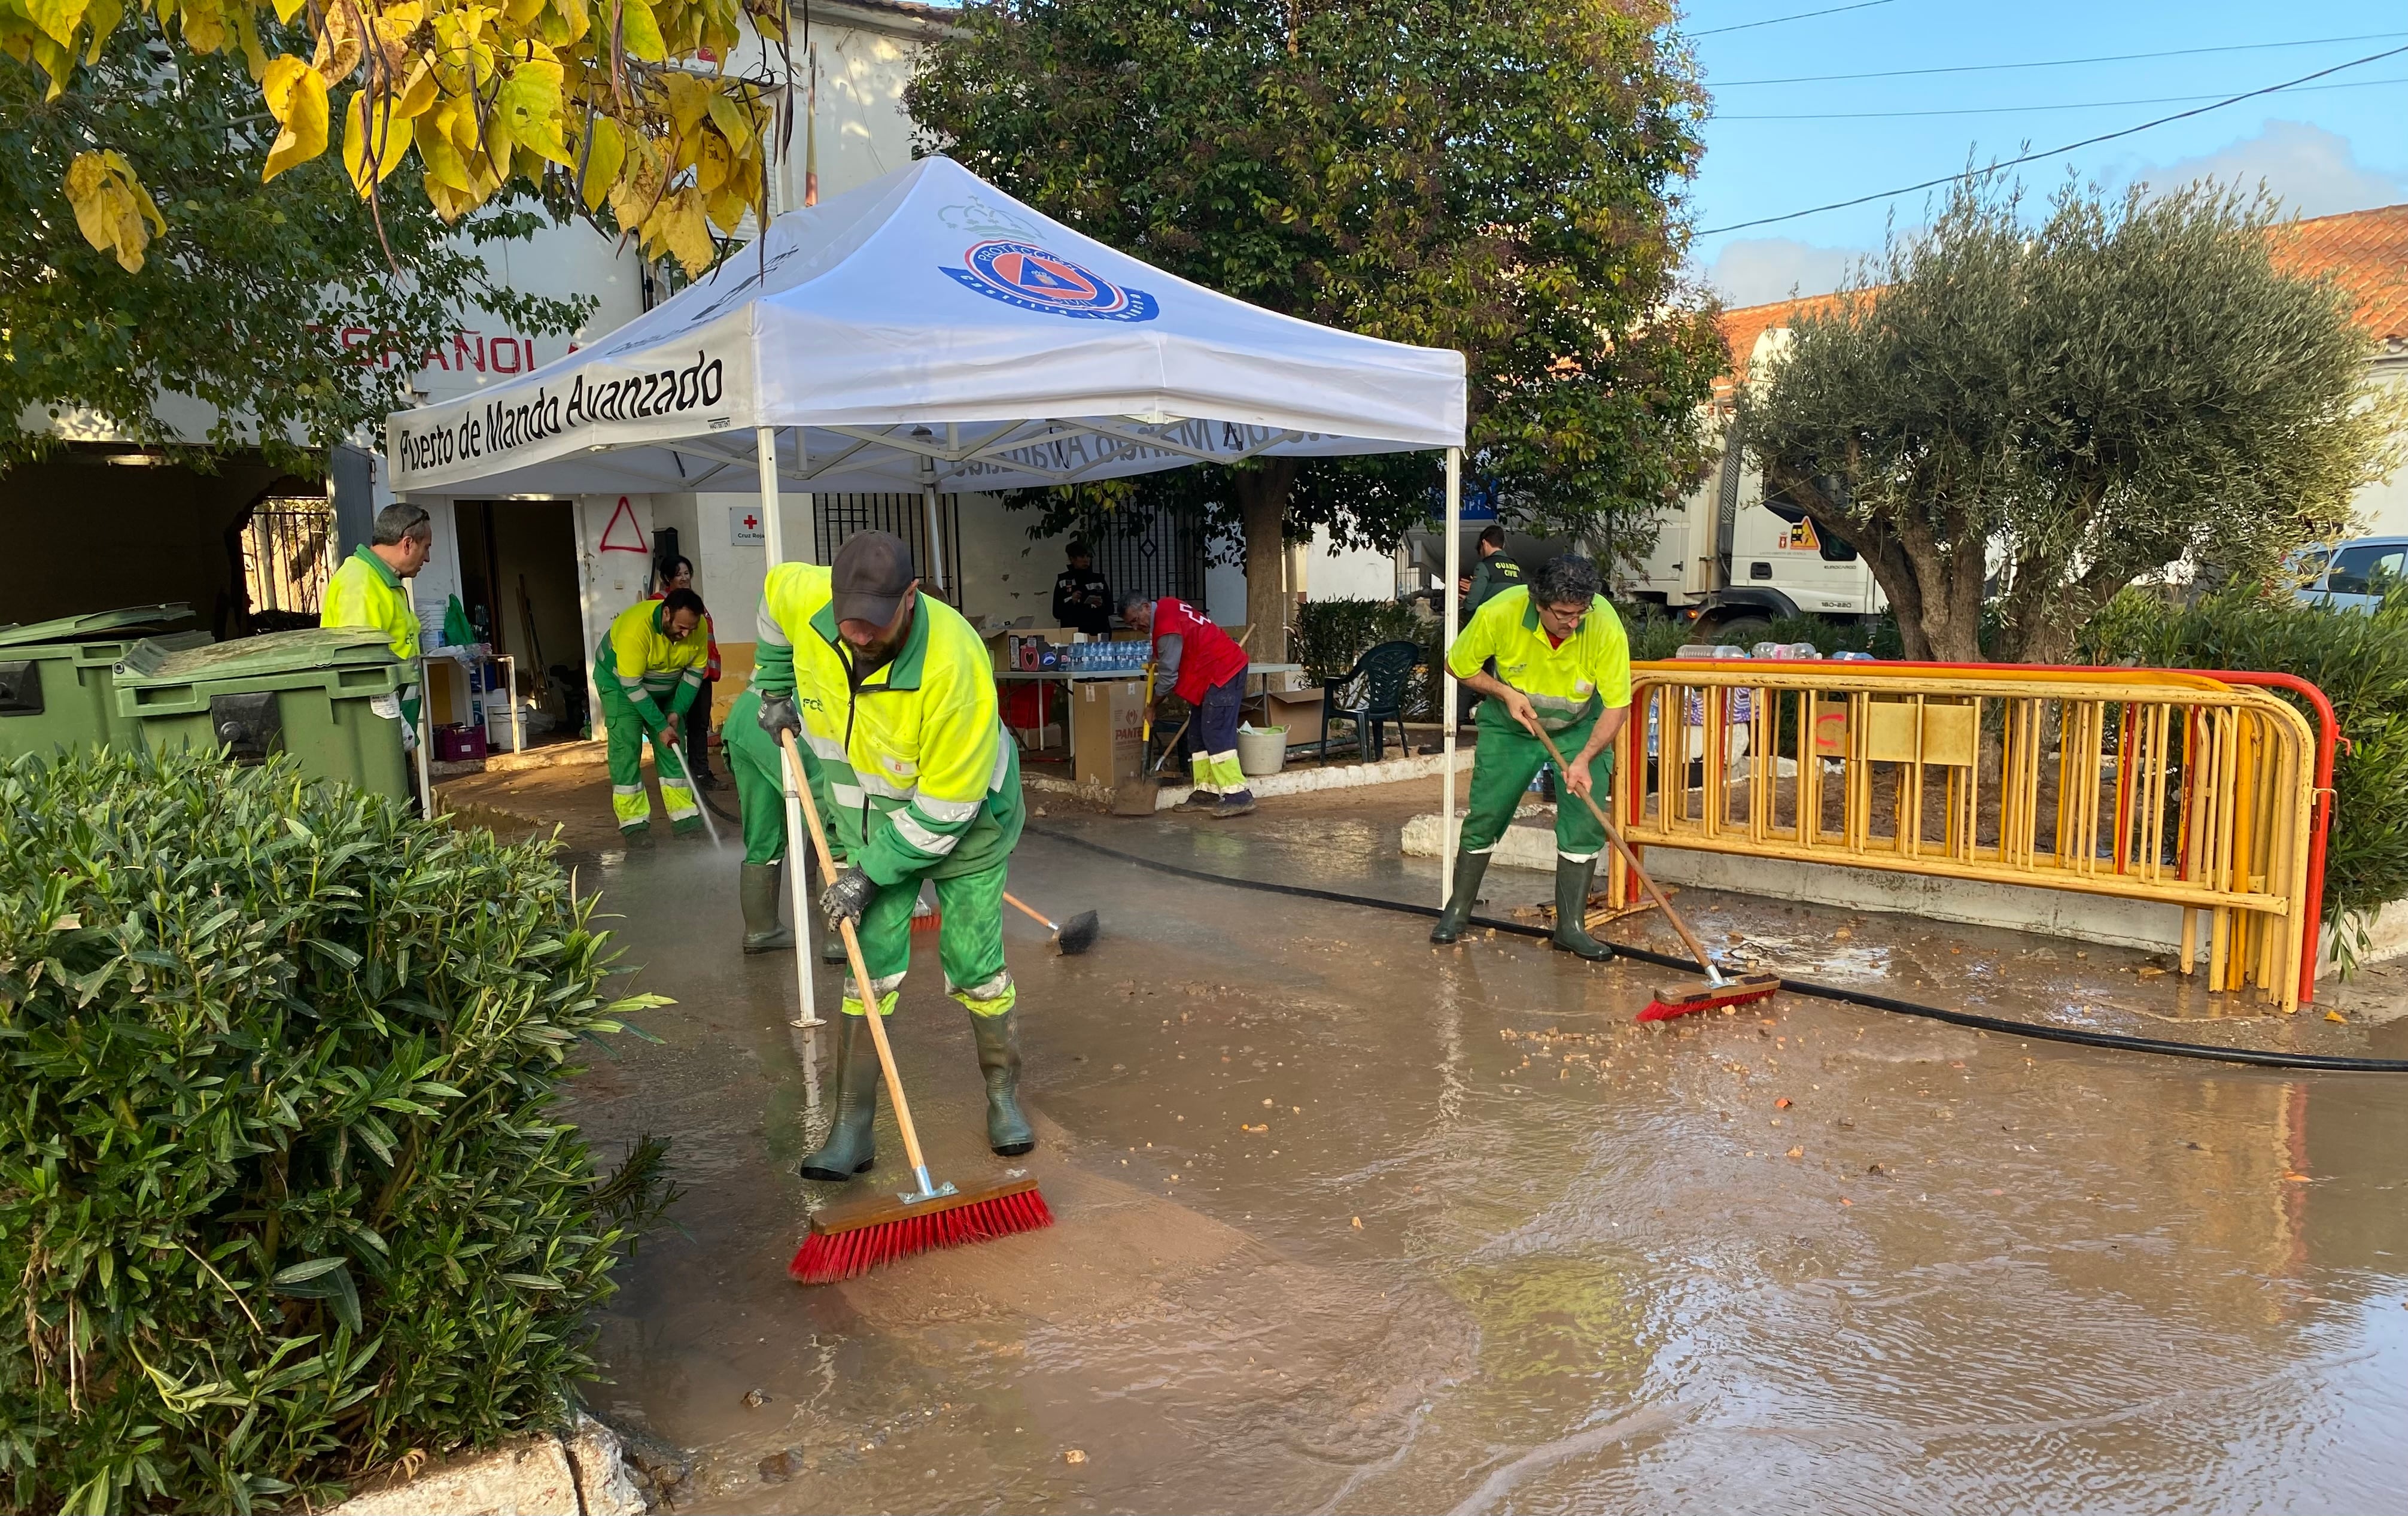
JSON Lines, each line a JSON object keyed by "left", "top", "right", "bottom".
{"left": 940, "top": 240, "right": 1159, "bottom": 322}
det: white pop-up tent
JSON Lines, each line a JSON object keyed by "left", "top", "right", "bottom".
{"left": 387, "top": 153, "right": 1476, "bottom": 931}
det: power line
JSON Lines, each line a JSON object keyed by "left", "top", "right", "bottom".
{"left": 1698, "top": 41, "right": 2408, "bottom": 236}
{"left": 1692, "top": 1, "right": 1895, "bottom": 38}
{"left": 1714, "top": 30, "right": 2408, "bottom": 87}
{"left": 1715, "top": 73, "right": 2408, "bottom": 120}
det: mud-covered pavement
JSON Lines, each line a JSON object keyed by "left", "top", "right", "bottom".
{"left": 530, "top": 776, "right": 2408, "bottom": 1514}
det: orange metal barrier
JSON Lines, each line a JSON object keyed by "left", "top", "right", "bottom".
{"left": 1607, "top": 663, "right": 2318, "bottom": 1010}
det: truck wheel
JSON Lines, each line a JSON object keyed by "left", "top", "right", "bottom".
{"left": 1712, "top": 617, "right": 1773, "bottom": 649}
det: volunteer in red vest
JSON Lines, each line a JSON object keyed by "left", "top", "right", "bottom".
{"left": 1120, "top": 593, "right": 1254, "bottom": 818}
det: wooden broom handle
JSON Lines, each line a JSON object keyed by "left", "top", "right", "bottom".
{"left": 1002, "top": 891, "right": 1053, "bottom": 930}
{"left": 781, "top": 730, "right": 931, "bottom": 1179}
{"left": 1529, "top": 722, "right": 1723, "bottom": 977}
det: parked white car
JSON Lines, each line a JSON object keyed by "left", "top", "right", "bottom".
{"left": 2295, "top": 536, "right": 2408, "bottom": 612}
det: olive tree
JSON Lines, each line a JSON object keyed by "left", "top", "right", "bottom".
{"left": 1738, "top": 176, "right": 2401, "bottom": 663}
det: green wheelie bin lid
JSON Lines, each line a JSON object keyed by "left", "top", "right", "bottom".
{"left": 0, "top": 603, "right": 194, "bottom": 649}
{"left": 115, "top": 625, "right": 397, "bottom": 688}
{"left": 114, "top": 628, "right": 408, "bottom": 798}
{"left": 0, "top": 603, "right": 202, "bottom": 758}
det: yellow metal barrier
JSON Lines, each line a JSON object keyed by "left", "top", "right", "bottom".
{"left": 1607, "top": 663, "right": 2318, "bottom": 1010}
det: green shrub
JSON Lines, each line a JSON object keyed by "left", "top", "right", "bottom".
{"left": 1619, "top": 602, "right": 1691, "bottom": 662}
{"left": 0, "top": 749, "right": 673, "bottom": 1514}
{"left": 1290, "top": 598, "right": 1445, "bottom": 722}
{"left": 2084, "top": 584, "right": 2408, "bottom": 940}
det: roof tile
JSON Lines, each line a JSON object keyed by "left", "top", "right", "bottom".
{"left": 1713, "top": 202, "right": 2408, "bottom": 385}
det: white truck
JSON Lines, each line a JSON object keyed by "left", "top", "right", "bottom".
{"left": 1617, "top": 421, "right": 1887, "bottom": 645}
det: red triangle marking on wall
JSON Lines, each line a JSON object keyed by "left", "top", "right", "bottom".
{"left": 598, "top": 496, "right": 648, "bottom": 554}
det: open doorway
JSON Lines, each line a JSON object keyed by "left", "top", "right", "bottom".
{"left": 453, "top": 500, "right": 588, "bottom": 745}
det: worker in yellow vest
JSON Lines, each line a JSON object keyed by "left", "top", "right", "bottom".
{"left": 755, "top": 531, "right": 1032, "bottom": 1177}
{"left": 321, "top": 503, "right": 431, "bottom": 749}
{"left": 595, "top": 590, "right": 713, "bottom": 840}
{"left": 1433, "top": 555, "right": 1631, "bottom": 959}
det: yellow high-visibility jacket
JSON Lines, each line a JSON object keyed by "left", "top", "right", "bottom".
{"left": 1445, "top": 587, "right": 1631, "bottom": 732}
{"left": 323, "top": 545, "right": 421, "bottom": 722}
{"left": 596, "top": 598, "right": 712, "bottom": 734}
{"left": 323, "top": 545, "right": 421, "bottom": 661}
{"left": 753, "top": 578, "right": 1021, "bottom": 886}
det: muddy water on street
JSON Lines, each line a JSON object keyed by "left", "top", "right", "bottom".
{"left": 563, "top": 816, "right": 2408, "bottom": 1514}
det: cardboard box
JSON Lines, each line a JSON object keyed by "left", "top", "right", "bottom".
{"left": 1071, "top": 678, "right": 1148, "bottom": 786}
{"left": 1261, "top": 686, "right": 1325, "bottom": 747}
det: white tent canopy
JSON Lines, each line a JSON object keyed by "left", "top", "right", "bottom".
{"left": 387, "top": 154, "right": 1473, "bottom": 926}
{"left": 384, "top": 155, "right": 1464, "bottom": 499}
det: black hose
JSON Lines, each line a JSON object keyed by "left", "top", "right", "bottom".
{"left": 1026, "top": 825, "right": 2408, "bottom": 1074}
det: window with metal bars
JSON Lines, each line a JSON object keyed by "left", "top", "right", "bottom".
{"left": 813, "top": 493, "right": 963, "bottom": 601}
{"left": 240, "top": 497, "right": 338, "bottom": 618}
{"left": 1078, "top": 509, "right": 1208, "bottom": 612}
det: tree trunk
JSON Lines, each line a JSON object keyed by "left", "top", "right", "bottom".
{"left": 1235, "top": 460, "right": 1300, "bottom": 663}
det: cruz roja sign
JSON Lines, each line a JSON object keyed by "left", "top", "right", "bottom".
{"left": 391, "top": 347, "right": 732, "bottom": 481}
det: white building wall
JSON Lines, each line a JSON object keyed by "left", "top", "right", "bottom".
{"left": 1300, "top": 525, "right": 1399, "bottom": 602}
{"left": 2348, "top": 360, "right": 2408, "bottom": 536}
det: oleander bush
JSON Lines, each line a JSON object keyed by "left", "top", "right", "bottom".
{"left": 0, "top": 749, "right": 673, "bottom": 1514}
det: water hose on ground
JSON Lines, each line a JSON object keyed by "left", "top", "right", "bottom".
{"left": 1026, "top": 826, "right": 2408, "bottom": 1074}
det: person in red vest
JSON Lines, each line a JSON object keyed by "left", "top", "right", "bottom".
{"left": 1121, "top": 593, "right": 1254, "bottom": 817}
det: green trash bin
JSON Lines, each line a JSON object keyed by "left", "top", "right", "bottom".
{"left": 114, "top": 628, "right": 411, "bottom": 800}
{"left": 0, "top": 603, "right": 210, "bottom": 759}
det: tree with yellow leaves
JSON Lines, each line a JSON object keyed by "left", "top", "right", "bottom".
{"left": 1, "top": 14, "right": 595, "bottom": 473}
{"left": 2, "top": 0, "right": 786, "bottom": 278}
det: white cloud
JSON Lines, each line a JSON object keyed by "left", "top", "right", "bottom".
{"left": 2125, "top": 121, "right": 2407, "bottom": 220}
{"left": 1705, "top": 237, "right": 1876, "bottom": 307}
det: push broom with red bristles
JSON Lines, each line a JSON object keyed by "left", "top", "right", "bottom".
{"left": 779, "top": 733, "right": 1053, "bottom": 1285}
{"left": 1531, "top": 725, "right": 1781, "bottom": 1022}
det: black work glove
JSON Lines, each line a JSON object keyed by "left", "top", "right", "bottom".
{"left": 757, "top": 694, "right": 801, "bottom": 737}
{"left": 819, "top": 868, "right": 878, "bottom": 933}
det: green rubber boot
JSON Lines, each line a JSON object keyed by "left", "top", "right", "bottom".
{"left": 1430, "top": 847, "right": 1492, "bottom": 944}
{"left": 969, "top": 1010, "right": 1035, "bottom": 1156}
{"left": 740, "top": 862, "right": 793, "bottom": 953}
{"left": 796, "top": 1014, "right": 880, "bottom": 1180}
{"left": 1550, "top": 856, "right": 1615, "bottom": 962}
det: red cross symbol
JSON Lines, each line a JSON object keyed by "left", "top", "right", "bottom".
{"left": 742, "top": 514, "right": 759, "bottom": 530}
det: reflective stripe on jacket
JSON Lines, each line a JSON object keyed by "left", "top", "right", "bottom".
{"left": 1444, "top": 587, "right": 1632, "bottom": 733}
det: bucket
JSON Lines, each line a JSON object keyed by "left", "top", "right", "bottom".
{"left": 1236, "top": 724, "right": 1287, "bottom": 777}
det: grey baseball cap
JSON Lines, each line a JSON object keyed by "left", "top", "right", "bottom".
{"left": 831, "top": 530, "right": 916, "bottom": 625}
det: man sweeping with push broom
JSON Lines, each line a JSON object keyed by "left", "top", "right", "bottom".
{"left": 755, "top": 532, "right": 1042, "bottom": 1193}
{"left": 1432, "top": 555, "right": 1632, "bottom": 960}
{"left": 1433, "top": 554, "right": 1780, "bottom": 1019}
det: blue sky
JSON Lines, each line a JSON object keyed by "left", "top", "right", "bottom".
{"left": 1682, "top": 0, "right": 2408, "bottom": 305}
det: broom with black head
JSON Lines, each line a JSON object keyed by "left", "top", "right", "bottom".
{"left": 780, "top": 731, "right": 1053, "bottom": 1284}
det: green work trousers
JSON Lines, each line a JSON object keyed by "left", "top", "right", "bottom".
{"left": 598, "top": 680, "right": 697, "bottom": 834}
{"left": 725, "top": 689, "right": 789, "bottom": 866}
{"left": 725, "top": 688, "right": 849, "bottom": 869}
{"left": 1459, "top": 701, "right": 1613, "bottom": 861}
{"left": 841, "top": 859, "right": 1014, "bottom": 1021}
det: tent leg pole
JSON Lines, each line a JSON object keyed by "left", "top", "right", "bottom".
{"left": 923, "top": 482, "right": 947, "bottom": 594}
{"left": 416, "top": 655, "right": 436, "bottom": 819}
{"left": 1442, "top": 447, "right": 1460, "bottom": 910}
{"left": 759, "top": 424, "right": 820, "bottom": 1111}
